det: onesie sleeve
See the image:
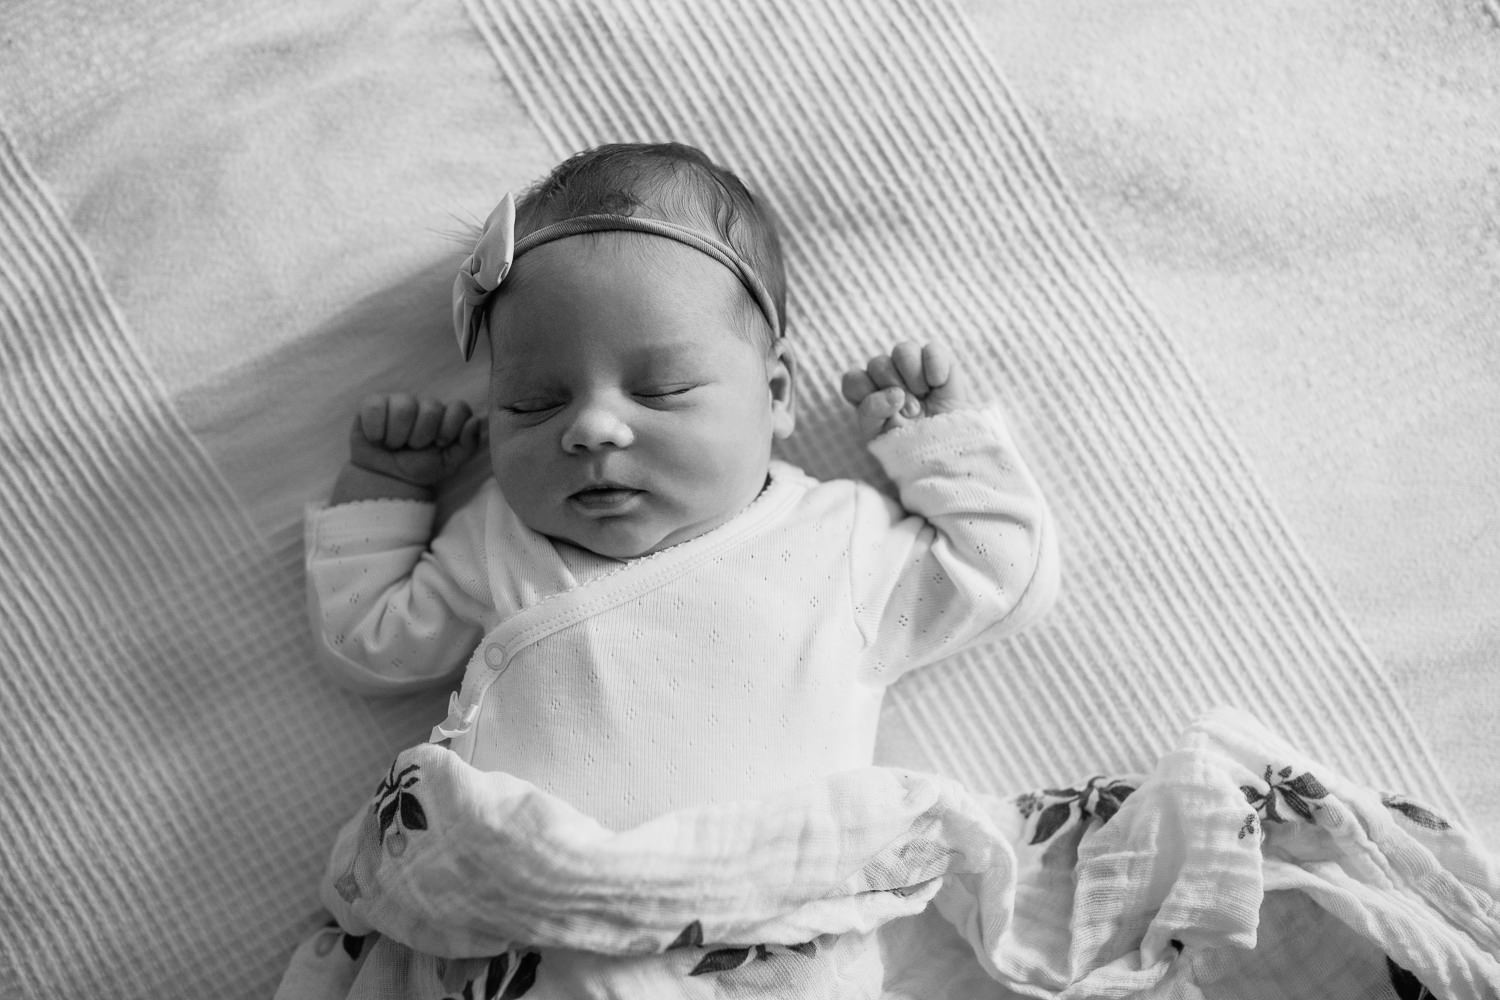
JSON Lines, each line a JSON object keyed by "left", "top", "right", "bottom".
{"left": 850, "top": 405, "right": 1059, "bottom": 684}
{"left": 304, "top": 494, "right": 494, "bottom": 695}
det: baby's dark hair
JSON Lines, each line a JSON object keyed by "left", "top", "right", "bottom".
{"left": 513, "top": 142, "right": 787, "bottom": 343}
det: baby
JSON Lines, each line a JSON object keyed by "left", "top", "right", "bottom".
{"left": 299, "top": 141, "right": 1059, "bottom": 993}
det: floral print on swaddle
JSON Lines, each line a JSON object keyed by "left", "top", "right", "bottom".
{"left": 276, "top": 708, "right": 1498, "bottom": 1000}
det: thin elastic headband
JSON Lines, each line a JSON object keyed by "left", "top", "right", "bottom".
{"left": 452, "top": 192, "right": 782, "bottom": 361}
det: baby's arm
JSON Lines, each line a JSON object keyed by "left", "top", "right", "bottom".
{"left": 841, "top": 342, "right": 1059, "bottom": 676}
{"left": 330, "top": 394, "right": 486, "bottom": 505}
{"left": 307, "top": 394, "right": 492, "bottom": 694}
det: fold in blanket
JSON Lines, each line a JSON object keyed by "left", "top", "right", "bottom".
{"left": 275, "top": 709, "right": 1500, "bottom": 999}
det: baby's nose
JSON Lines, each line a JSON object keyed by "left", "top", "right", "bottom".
{"left": 560, "top": 401, "right": 635, "bottom": 452}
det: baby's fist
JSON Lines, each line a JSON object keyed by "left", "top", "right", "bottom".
{"left": 348, "top": 393, "right": 485, "bottom": 488}
{"left": 840, "top": 341, "right": 971, "bottom": 440}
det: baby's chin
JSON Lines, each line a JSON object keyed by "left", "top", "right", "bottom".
{"left": 544, "top": 514, "right": 739, "bottom": 562}
{"left": 542, "top": 524, "right": 676, "bottom": 562}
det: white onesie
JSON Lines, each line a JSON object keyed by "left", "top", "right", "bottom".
{"left": 305, "top": 406, "right": 1058, "bottom": 828}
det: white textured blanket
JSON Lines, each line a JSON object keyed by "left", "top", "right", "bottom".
{"left": 1, "top": 1, "right": 1496, "bottom": 997}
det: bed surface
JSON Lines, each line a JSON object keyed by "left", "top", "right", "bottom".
{"left": 1, "top": 1, "right": 1495, "bottom": 997}
{"left": 966, "top": 0, "right": 1500, "bottom": 835}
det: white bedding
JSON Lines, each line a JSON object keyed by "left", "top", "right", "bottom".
{"left": 1, "top": 1, "right": 1495, "bottom": 997}
{"left": 966, "top": 0, "right": 1500, "bottom": 843}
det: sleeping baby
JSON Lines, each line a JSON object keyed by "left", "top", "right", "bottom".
{"left": 283, "top": 141, "right": 1059, "bottom": 999}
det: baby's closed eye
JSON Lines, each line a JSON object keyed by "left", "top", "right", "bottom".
{"left": 499, "top": 397, "right": 564, "bottom": 417}
{"left": 634, "top": 384, "right": 699, "bottom": 405}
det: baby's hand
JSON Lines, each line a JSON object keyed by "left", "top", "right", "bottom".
{"left": 348, "top": 393, "right": 486, "bottom": 488}
{"left": 840, "top": 341, "right": 972, "bottom": 440}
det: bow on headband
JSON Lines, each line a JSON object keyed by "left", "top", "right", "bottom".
{"left": 451, "top": 193, "right": 782, "bottom": 361}
{"left": 453, "top": 193, "right": 518, "bottom": 363}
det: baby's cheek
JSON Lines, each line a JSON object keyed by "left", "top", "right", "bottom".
{"left": 689, "top": 434, "right": 772, "bottom": 496}
{"left": 488, "top": 436, "right": 547, "bottom": 494}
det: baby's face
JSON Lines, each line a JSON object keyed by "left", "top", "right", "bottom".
{"left": 485, "top": 234, "right": 795, "bottom": 559}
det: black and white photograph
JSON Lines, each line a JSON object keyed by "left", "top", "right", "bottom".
{"left": 2, "top": 1, "right": 1497, "bottom": 997}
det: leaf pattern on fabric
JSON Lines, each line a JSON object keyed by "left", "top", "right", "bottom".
{"left": 497, "top": 951, "right": 541, "bottom": 999}
{"left": 668, "top": 920, "right": 705, "bottom": 951}
{"left": 373, "top": 761, "right": 427, "bottom": 857}
{"left": 441, "top": 949, "right": 541, "bottom": 1000}
{"left": 1241, "top": 764, "right": 1328, "bottom": 830}
{"left": 1382, "top": 795, "right": 1451, "bottom": 831}
{"left": 691, "top": 946, "right": 756, "bottom": 976}
{"left": 341, "top": 931, "right": 367, "bottom": 961}
{"left": 1386, "top": 957, "right": 1437, "bottom": 999}
{"left": 677, "top": 927, "right": 821, "bottom": 979}
{"left": 1016, "top": 777, "right": 1137, "bottom": 846}
{"left": 399, "top": 791, "right": 427, "bottom": 831}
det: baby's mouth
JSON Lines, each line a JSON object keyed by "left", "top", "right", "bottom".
{"left": 568, "top": 485, "right": 643, "bottom": 512}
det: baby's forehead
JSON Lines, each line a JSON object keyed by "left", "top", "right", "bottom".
{"left": 488, "top": 299, "right": 750, "bottom": 380}
{"left": 512, "top": 228, "right": 728, "bottom": 279}
{"left": 493, "top": 234, "right": 767, "bottom": 342}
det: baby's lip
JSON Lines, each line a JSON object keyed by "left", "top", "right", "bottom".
{"left": 568, "top": 483, "right": 643, "bottom": 512}
{"left": 570, "top": 480, "right": 636, "bottom": 497}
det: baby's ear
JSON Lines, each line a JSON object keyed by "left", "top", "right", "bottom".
{"left": 769, "top": 340, "right": 797, "bottom": 439}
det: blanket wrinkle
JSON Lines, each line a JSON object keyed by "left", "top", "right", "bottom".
{"left": 276, "top": 707, "right": 1500, "bottom": 999}
{"left": 319, "top": 749, "right": 1016, "bottom": 959}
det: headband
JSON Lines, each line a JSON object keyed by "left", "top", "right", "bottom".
{"left": 452, "top": 192, "right": 782, "bottom": 362}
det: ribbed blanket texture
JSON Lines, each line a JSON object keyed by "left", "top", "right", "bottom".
{"left": 0, "top": 1, "right": 1492, "bottom": 997}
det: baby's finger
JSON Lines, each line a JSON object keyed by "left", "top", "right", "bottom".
{"left": 921, "top": 343, "right": 955, "bottom": 391}
{"left": 858, "top": 386, "right": 906, "bottom": 438}
{"left": 384, "top": 393, "right": 419, "bottom": 448}
{"left": 460, "top": 414, "right": 487, "bottom": 451}
{"left": 891, "top": 342, "right": 930, "bottom": 398}
{"left": 358, "top": 395, "right": 389, "bottom": 443}
{"left": 459, "top": 413, "right": 489, "bottom": 455}
{"left": 840, "top": 369, "right": 878, "bottom": 405}
{"left": 436, "top": 400, "right": 474, "bottom": 447}
{"left": 864, "top": 354, "right": 902, "bottom": 390}
{"left": 408, "top": 398, "right": 445, "bottom": 450}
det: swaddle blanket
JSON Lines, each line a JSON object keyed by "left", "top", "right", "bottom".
{"left": 274, "top": 708, "right": 1500, "bottom": 999}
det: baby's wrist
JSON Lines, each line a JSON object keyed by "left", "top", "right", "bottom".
{"left": 330, "top": 463, "right": 436, "bottom": 506}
